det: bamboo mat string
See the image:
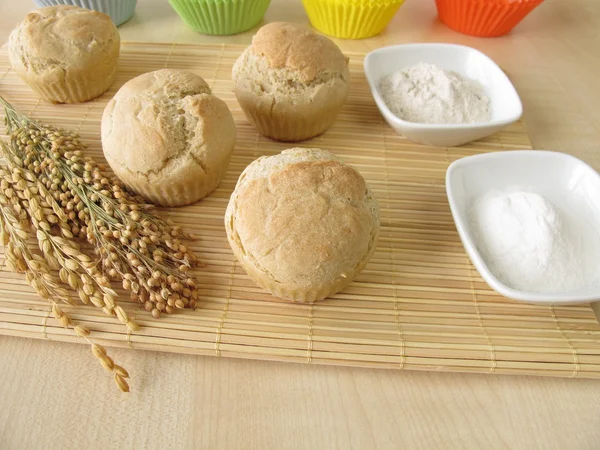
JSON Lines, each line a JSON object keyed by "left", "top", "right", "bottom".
{"left": 443, "top": 146, "right": 451, "bottom": 166}
{"left": 307, "top": 303, "right": 314, "bottom": 363}
{"left": 40, "top": 304, "right": 51, "bottom": 340}
{"left": 592, "top": 302, "right": 600, "bottom": 324}
{"left": 162, "top": 28, "right": 184, "bottom": 69}
{"left": 163, "top": 42, "right": 176, "bottom": 69}
{"left": 126, "top": 312, "right": 136, "bottom": 349}
{"left": 0, "top": 66, "right": 11, "bottom": 84}
{"left": 252, "top": 127, "right": 260, "bottom": 160}
{"left": 468, "top": 263, "right": 497, "bottom": 373}
{"left": 215, "top": 256, "right": 235, "bottom": 357}
{"left": 26, "top": 98, "right": 41, "bottom": 121}
{"left": 211, "top": 44, "right": 225, "bottom": 88}
{"left": 382, "top": 116, "right": 406, "bottom": 369}
{"left": 550, "top": 306, "right": 581, "bottom": 378}
{"left": 74, "top": 101, "right": 96, "bottom": 134}
{"left": 391, "top": 251, "right": 406, "bottom": 369}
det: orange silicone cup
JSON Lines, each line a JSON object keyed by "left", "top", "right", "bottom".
{"left": 435, "top": 0, "right": 544, "bottom": 37}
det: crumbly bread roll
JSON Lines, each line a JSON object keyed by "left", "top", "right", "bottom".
{"left": 232, "top": 22, "right": 350, "bottom": 142}
{"left": 101, "top": 69, "right": 236, "bottom": 207}
{"left": 8, "top": 5, "right": 120, "bottom": 104}
{"left": 225, "top": 148, "right": 379, "bottom": 303}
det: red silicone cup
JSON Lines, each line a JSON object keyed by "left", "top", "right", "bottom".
{"left": 435, "top": 0, "right": 545, "bottom": 37}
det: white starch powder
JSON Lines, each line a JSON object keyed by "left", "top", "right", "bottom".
{"left": 379, "top": 63, "right": 491, "bottom": 124}
{"left": 468, "top": 189, "right": 600, "bottom": 294}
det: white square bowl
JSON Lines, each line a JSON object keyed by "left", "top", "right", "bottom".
{"left": 446, "top": 150, "right": 600, "bottom": 305}
{"left": 364, "top": 43, "right": 523, "bottom": 147}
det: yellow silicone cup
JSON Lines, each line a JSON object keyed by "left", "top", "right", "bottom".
{"left": 302, "top": 0, "right": 405, "bottom": 39}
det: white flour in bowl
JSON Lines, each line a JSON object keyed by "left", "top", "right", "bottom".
{"left": 379, "top": 62, "right": 491, "bottom": 124}
{"left": 468, "top": 189, "right": 600, "bottom": 293}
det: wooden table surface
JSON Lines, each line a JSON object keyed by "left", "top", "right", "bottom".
{"left": 1, "top": 1, "right": 600, "bottom": 449}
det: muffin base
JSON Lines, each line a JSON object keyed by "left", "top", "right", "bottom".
{"left": 227, "top": 222, "right": 379, "bottom": 303}
{"left": 235, "top": 85, "right": 347, "bottom": 142}
{"left": 117, "top": 153, "right": 232, "bottom": 207}
{"left": 239, "top": 100, "right": 337, "bottom": 142}
{"left": 24, "top": 70, "right": 117, "bottom": 104}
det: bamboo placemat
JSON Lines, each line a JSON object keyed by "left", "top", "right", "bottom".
{"left": 1, "top": 42, "right": 599, "bottom": 378}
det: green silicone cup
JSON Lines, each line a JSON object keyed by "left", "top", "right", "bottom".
{"left": 169, "top": 0, "right": 271, "bottom": 35}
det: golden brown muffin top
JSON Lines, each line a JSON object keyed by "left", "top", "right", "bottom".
{"left": 226, "top": 148, "right": 379, "bottom": 292}
{"left": 101, "top": 69, "right": 235, "bottom": 183}
{"left": 249, "top": 22, "right": 349, "bottom": 82}
{"left": 9, "top": 5, "right": 118, "bottom": 72}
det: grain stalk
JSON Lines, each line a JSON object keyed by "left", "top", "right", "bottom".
{"left": 0, "top": 96, "right": 202, "bottom": 392}
{"left": 0, "top": 198, "right": 130, "bottom": 392}
{"left": 1, "top": 96, "right": 199, "bottom": 317}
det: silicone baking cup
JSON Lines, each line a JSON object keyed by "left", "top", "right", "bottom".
{"left": 435, "top": 0, "right": 545, "bottom": 37}
{"left": 302, "top": 0, "right": 405, "bottom": 39}
{"left": 169, "top": 0, "right": 271, "bottom": 35}
{"left": 33, "top": 0, "right": 137, "bottom": 26}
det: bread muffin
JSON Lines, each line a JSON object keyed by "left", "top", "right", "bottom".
{"left": 232, "top": 22, "right": 350, "bottom": 142}
{"left": 225, "top": 148, "right": 379, "bottom": 302}
{"left": 8, "top": 5, "right": 120, "bottom": 104}
{"left": 101, "top": 69, "right": 236, "bottom": 207}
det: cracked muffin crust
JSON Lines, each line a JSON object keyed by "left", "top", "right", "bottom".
{"left": 232, "top": 22, "right": 350, "bottom": 142}
{"left": 225, "top": 148, "right": 379, "bottom": 303}
{"left": 8, "top": 5, "right": 120, "bottom": 104}
{"left": 101, "top": 69, "right": 236, "bottom": 206}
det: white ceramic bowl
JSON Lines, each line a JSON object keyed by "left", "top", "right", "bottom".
{"left": 364, "top": 43, "right": 523, "bottom": 147}
{"left": 446, "top": 150, "right": 600, "bottom": 305}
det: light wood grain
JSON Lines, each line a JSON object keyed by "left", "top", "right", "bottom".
{"left": 1, "top": 0, "right": 600, "bottom": 449}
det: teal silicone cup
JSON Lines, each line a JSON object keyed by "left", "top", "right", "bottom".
{"left": 33, "top": 0, "right": 137, "bottom": 26}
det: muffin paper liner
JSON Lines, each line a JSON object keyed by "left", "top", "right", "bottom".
{"left": 168, "top": 0, "right": 271, "bottom": 35}
{"left": 25, "top": 70, "right": 116, "bottom": 104}
{"left": 302, "top": 0, "right": 405, "bottom": 39}
{"left": 227, "top": 222, "right": 379, "bottom": 303}
{"left": 118, "top": 156, "right": 232, "bottom": 207}
{"left": 237, "top": 98, "right": 336, "bottom": 142}
{"left": 33, "top": 0, "right": 137, "bottom": 26}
